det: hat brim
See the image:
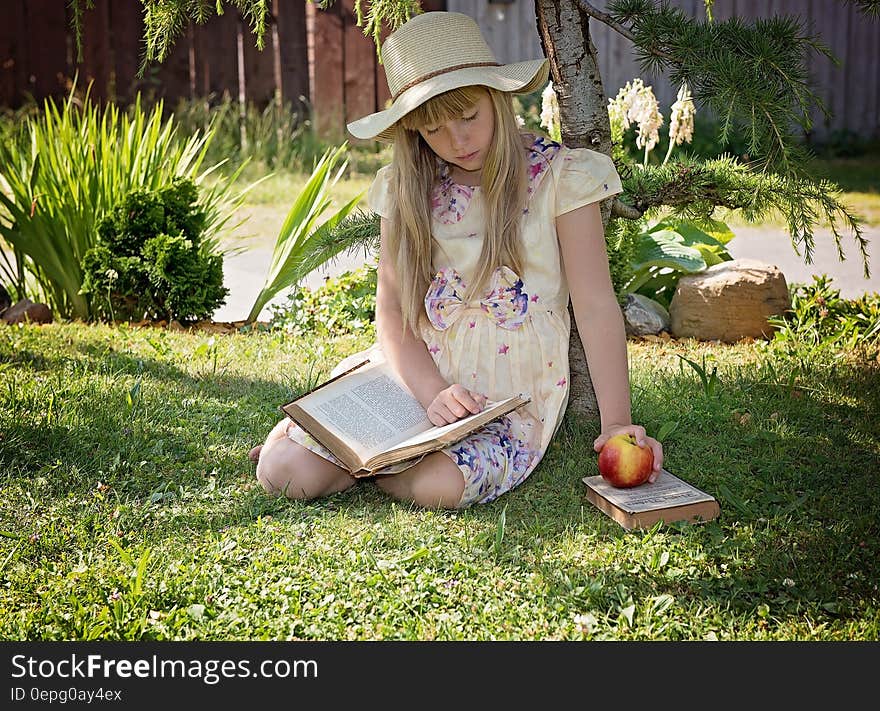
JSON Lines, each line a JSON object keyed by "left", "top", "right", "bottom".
{"left": 347, "top": 58, "right": 550, "bottom": 142}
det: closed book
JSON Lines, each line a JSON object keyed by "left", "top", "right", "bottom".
{"left": 583, "top": 469, "right": 720, "bottom": 530}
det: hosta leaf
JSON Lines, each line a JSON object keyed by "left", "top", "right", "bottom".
{"left": 649, "top": 216, "right": 735, "bottom": 245}
{"left": 632, "top": 231, "right": 706, "bottom": 272}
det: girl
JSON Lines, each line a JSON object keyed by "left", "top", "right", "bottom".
{"left": 249, "top": 11, "right": 664, "bottom": 509}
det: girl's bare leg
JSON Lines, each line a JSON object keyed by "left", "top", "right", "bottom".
{"left": 254, "top": 420, "right": 356, "bottom": 499}
{"left": 248, "top": 418, "right": 290, "bottom": 462}
{"left": 375, "top": 451, "right": 465, "bottom": 510}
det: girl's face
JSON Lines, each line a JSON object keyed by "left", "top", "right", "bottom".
{"left": 417, "top": 90, "right": 495, "bottom": 177}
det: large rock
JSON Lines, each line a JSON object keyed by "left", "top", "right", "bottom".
{"left": 2, "top": 298, "right": 53, "bottom": 325}
{"left": 669, "top": 258, "right": 791, "bottom": 342}
{"left": 623, "top": 293, "right": 670, "bottom": 336}
{"left": 0, "top": 284, "right": 10, "bottom": 316}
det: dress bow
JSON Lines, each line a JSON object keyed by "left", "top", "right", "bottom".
{"left": 424, "top": 266, "right": 529, "bottom": 331}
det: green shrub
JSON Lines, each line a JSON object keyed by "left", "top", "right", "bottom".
{"left": 767, "top": 274, "right": 880, "bottom": 357}
{"left": 269, "top": 262, "right": 377, "bottom": 337}
{"left": 81, "top": 179, "right": 227, "bottom": 323}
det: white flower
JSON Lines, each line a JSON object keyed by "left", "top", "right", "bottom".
{"left": 515, "top": 114, "right": 525, "bottom": 128}
{"left": 105, "top": 268, "right": 119, "bottom": 281}
{"left": 669, "top": 83, "right": 695, "bottom": 146}
{"left": 607, "top": 95, "right": 628, "bottom": 133}
{"left": 573, "top": 612, "right": 597, "bottom": 635}
{"left": 609, "top": 78, "right": 664, "bottom": 154}
{"left": 628, "top": 85, "right": 663, "bottom": 152}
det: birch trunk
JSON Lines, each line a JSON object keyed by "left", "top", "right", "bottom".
{"left": 535, "top": 0, "right": 617, "bottom": 420}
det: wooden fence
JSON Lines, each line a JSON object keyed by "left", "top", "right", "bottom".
{"left": 0, "top": 0, "right": 445, "bottom": 141}
{"left": 0, "top": 0, "right": 309, "bottom": 113}
{"left": 450, "top": 0, "right": 880, "bottom": 142}
{"left": 3, "top": 1, "right": 874, "bottom": 142}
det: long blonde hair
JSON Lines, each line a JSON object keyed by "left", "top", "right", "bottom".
{"left": 388, "top": 86, "right": 528, "bottom": 332}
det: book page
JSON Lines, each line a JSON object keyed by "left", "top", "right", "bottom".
{"left": 383, "top": 397, "right": 516, "bottom": 451}
{"left": 296, "top": 361, "right": 432, "bottom": 456}
{"left": 584, "top": 470, "right": 715, "bottom": 513}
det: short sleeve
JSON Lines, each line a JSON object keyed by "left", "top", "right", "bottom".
{"left": 366, "top": 164, "right": 393, "bottom": 219}
{"left": 553, "top": 147, "right": 623, "bottom": 217}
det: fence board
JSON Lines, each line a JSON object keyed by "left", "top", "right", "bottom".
{"left": 0, "top": 1, "right": 25, "bottom": 108}
{"left": 109, "top": 2, "right": 145, "bottom": 105}
{"left": 375, "top": 22, "right": 393, "bottom": 111}
{"left": 25, "top": 0, "right": 68, "bottom": 102}
{"left": 312, "top": 3, "right": 345, "bottom": 139}
{"left": 276, "top": 1, "right": 309, "bottom": 112}
{"left": 80, "top": 0, "right": 110, "bottom": 102}
{"left": 343, "top": 0, "right": 376, "bottom": 143}
{"left": 243, "top": 16, "right": 276, "bottom": 105}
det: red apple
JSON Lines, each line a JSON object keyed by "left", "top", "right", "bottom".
{"left": 597, "top": 433, "right": 654, "bottom": 488}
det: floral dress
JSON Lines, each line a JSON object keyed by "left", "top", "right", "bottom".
{"left": 288, "top": 133, "right": 623, "bottom": 508}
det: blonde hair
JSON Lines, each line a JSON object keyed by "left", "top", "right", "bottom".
{"left": 388, "top": 86, "right": 528, "bottom": 332}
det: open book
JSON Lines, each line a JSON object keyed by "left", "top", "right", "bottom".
{"left": 279, "top": 358, "right": 529, "bottom": 476}
{"left": 582, "top": 469, "right": 720, "bottom": 531}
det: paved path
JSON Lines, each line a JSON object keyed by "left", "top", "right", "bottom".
{"left": 213, "top": 239, "right": 368, "bottom": 322}
{"left": 724, "top": 225, "right": 877, "bottom": 298}
{"left": 214, "top": 221, "right": 879, "bottom": 323}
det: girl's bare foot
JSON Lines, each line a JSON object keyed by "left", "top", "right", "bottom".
{"left": 248, "top": 445, "right": 263, "bottom": 463}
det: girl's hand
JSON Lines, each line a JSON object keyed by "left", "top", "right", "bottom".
{"left": 593, "top": 424, "right": 664, "bottom": 483}
{"left": 426, "top": 384, "right": 487, "bottom": 426}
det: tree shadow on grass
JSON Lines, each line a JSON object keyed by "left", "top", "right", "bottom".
{"left": 487, "top": 355, "right": 880, "bottom": 634}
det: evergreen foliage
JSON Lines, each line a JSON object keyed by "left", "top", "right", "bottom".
{"left": 845, "top": 0, "right": 880, "bottom": 18}
{"left": 352, "top": 0, "right": 423, "bottom": 58}
{"left": 81, "top": 178, "right": 229, "bottom": 323}
{"left": 621, "top": 155, "right": 868, "bottom": 274}
{"left": 606, "top": 0, "right": 833, "bottom": 177}
{"left": 69, "top": 1, "right": 271, "bottom": 74}
{"left": 301, "top": 210, "right": 382, "bottom": 278}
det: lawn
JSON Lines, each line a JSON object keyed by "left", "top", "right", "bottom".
{"left": 1, "top": 323, "right": 877, "bottom": 640}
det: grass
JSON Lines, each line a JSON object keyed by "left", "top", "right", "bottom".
{"left": 1, "top": 323, "right": 878, "bottom": 640}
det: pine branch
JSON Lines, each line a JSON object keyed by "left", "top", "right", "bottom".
{"left": 353, "top": 0, "right": 423, "bottom": 60}
{"left": 292, "top": 210, "right": 381, "bottom": 279}
{"left": 844, "top": 0, "right": 880, "bottom": 18}
{"left": 573, "top": 0, "right": 675, "bottom": 61}
{"left": 620, "top": 156, "right": 869, "bottom": 277}
{"left": 132, "top": 1, "right": 271, "bottom": 77}
{"left": 593, "top": 0, "right": 838, "bottom": 180}
{"left": 68, "top": 0, "right": 95, "bottom": 64}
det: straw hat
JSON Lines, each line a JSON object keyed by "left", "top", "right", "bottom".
{"left": 347, "top": 12, "right": 549, "bottom": 141}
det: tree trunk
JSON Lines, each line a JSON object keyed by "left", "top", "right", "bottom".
{"left": 535, "top": 0, "right": 616, "bottom": 420}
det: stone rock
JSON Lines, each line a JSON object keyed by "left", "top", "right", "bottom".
{"left": 2, "top": 298, "right": 53, "bottom": 325}
{"left": 0, "top": 284, "right": 10, "bottom": 315}
{"left": 669, "top": 259, "right": 791, "bottom": 343}
{"left": 623, "top": 293, "right": 670, "bottom": 336}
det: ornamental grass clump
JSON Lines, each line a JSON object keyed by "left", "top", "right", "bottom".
{"left": 0, "top": 82, "right": 246, "bottom": 320}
